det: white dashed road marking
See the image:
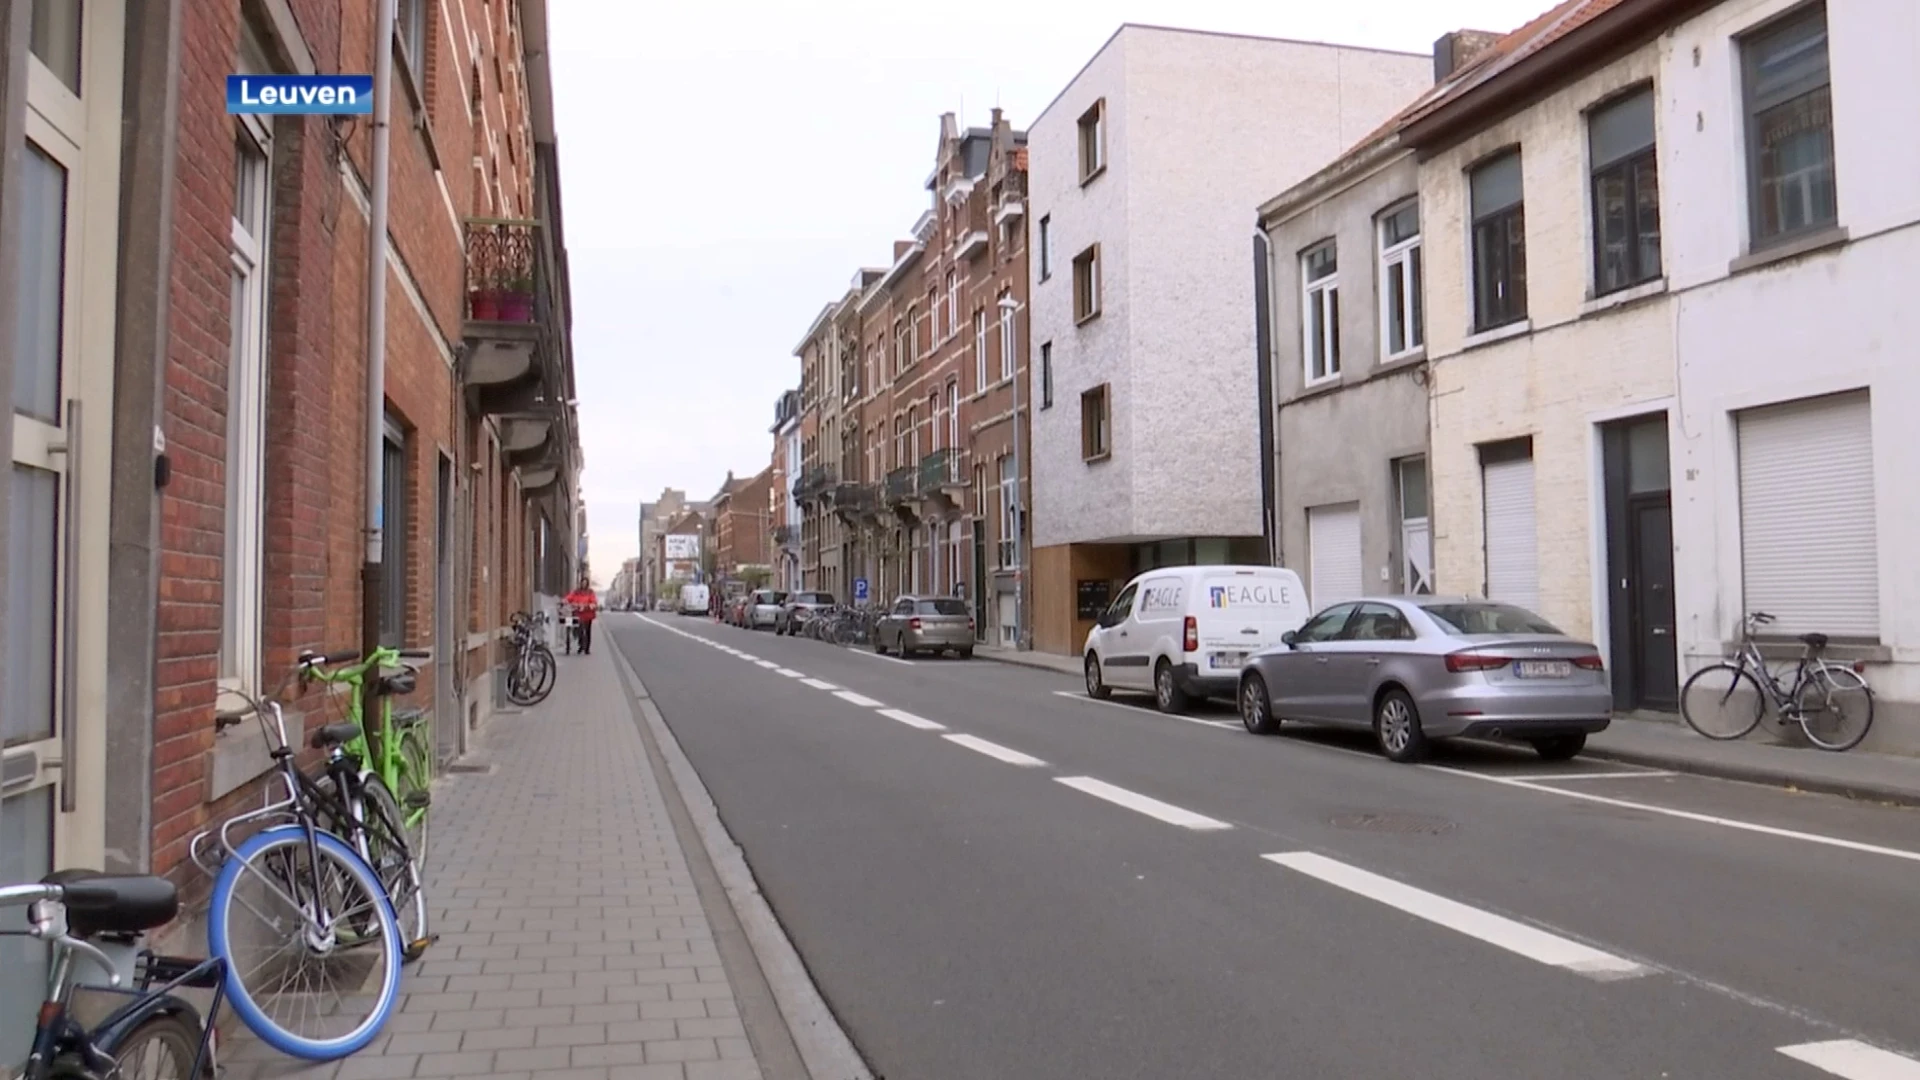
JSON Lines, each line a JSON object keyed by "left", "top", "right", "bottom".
{"left": 833, "top": 690, "right": 886, "bottom": 708}
{"left": 1262, "top": 851, "right": 1650, "bottom": 981}
{"left": 848, "top": 649, "right": 915, "bottom": 667}
{"left": 800, "top": 678, "right": 839, "bottom": 691}
{"left": 941, "top": 734, "right": 1047, "bottom": 767}
{"left": 755, "top": 660, "right": 780, "bottom": 669}
{"left": 775, "top": 668, "right": 805, "bottom": 678}
{"left": 1054, "top": 776, "right": 1232, "bottom": 831}
{"left": 1050, "top": 691, "right": 1239, "bottom": 730}
{"left": 1776, "top": 1040, "right": 1920, "bottom": 1079}
{"left": 878, "top": 708, "right": 946, "bottom": 731}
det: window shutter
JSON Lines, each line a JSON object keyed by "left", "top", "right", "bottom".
{"left": 1481, "top": 457, "right": 1538, "bottom": 611}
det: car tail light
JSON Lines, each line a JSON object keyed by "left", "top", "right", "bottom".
{"left": 1571, "top": 654, "right": 1605, "bottom": 671}
{"left": 1183, "top": 616, "right": 1198, "bottom": 653}
{"left": 1445, "top": 652, "right": 1510, "bottom": 673}
{"left": 910, "top": 617, "right": 923, "bottom": 631}
{"left": 968, "top": 616, "right": 976, "bottom": 631}
{"left": 1852, "top": 660, "right": 1867, "bottom": 674}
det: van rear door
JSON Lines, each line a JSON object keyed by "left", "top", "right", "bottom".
{"left": 1193, "top": 569, "right": 1312, "bottom": 672}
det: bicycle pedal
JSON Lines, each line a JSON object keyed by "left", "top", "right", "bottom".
{"left": 410, "top": 934, "right": 440, "bottom": 953}
{"left": 403, "top": 791, "right": 432, "bottom": 810}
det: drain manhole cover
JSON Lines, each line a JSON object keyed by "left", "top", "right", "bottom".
{"left": 1327, "top": 812, "right": 1455, "bottom": 835}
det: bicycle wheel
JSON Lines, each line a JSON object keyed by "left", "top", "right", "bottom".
{"left": 97, "top": 1011, "right": 204, "bottom": 1080}
{"left": 207, "top": 825, "right": 403, "bottom": 1060}
{"left": 526, "top": 646, "right": 558, "bottom": 704}
{"left": 1679, "top": 663, "right": 1767, "bottom": 740}
{"left": 359, "top": 776, "right": 430, "bottom": 961}
{"left": 1797, "top": 665, "right": 1875, "bottom": 752}
{"left": 395, "top": 729, "right": 432, "bottom": 863}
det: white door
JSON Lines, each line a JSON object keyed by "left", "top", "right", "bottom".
{"left": 1307, "top": 503, "right": 1363, "bottom": 609}
{"left": 1737, "top": 391, "right": 1877, "bottom": 638}
{"left": 5, "top": 0, "right": 125, "bottom": 1062}
{"left": 1482, "top": 455, "right": 1539, "bottom": 611}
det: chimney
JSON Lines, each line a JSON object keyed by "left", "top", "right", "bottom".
{"left": 1433, "top": 29, "right": 1502, "bottom": 83}
{"left": 940, "top": 111, "right": 958, "bottom": 144}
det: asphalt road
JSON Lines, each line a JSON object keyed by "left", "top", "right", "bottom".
{"left": 607, "top": 612, "right": 1920, "bottom": 1080}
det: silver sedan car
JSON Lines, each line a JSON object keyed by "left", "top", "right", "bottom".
{"left": 1236, "top": 596, "right": 1612, "bottom": 763}
{"left": 875, "top": 595, "right": 975, "bottom": 658}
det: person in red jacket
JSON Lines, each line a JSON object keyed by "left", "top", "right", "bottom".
{"left": 564, "top": 578, "right": 599, "bottom": 655}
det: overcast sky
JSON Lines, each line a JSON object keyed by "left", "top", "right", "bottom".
{"left": 549, "top": 0, "right": 1552, "bottom": 585}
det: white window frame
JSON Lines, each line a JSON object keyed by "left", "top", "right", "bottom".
{"left": 221, "top": 93, "right": 274, "bottom": 692}
{"left": 1378, "top": 203, "right": 1424, "bottom": 361}
{"left": 973, "top": 309, "right": 987, "bottom": 390}
{"left": 945, "top": 269, "right": 958, "bottom": 336}
{"left": 997, "top": 290, "right": 1015, "bottom": 382}
{"left": 998, "top": 456, "right": 1019, "bottom": 568}
{"left": 1301, "top": 241, "right": 1340, "bottom": 385}
{"left": 946, "top": 380, "right": 959, "bottom": 450}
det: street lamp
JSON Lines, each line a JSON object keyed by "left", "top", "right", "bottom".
{"left": 998, "top": 295, "right": 1027, "bottom": 652}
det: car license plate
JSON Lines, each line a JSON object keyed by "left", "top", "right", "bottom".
{"left": 1516, "top": 660, "right": 1572, "bottom": 678}
{"left": 1211, "top": 652, "right": 1246, "bottom": 670}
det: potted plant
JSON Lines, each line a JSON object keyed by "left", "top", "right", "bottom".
{"left": 468, "top": 267, "right": 501, "bottom": 321}
{"left": 498, "top": 269, "right": 534, "bottom": 322}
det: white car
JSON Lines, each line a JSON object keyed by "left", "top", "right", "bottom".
{"left": 1082, "top": 564, "right": 1313, "bottom": 714}
{"left": 746, "top": 589, "right": 787, "bottom": 629}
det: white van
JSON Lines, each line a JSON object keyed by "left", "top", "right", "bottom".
{"left": 1082, "top": 565, "right": 1313, "bottom": 714}
{"left": 678, "top": 583, "right": 710, "bottom": 616}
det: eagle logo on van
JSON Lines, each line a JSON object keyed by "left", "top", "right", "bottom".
{"left": 1210, "top": 584, "right": 1290, "bottom": 608}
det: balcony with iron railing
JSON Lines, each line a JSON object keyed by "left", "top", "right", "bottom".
{"left": 916, "top": 448, "right": 963, "bottom": 495}
{"left": 463, "top": 217, "right": 569, "bottom": 495}
{"left": 792, "top": 464, "right": 834, "bottom": 500}
{"left": 883, "top": 466, "right": 918, "bottom": 508}
{"left": 772, "top": 524, "right": 798, "bottom": 547}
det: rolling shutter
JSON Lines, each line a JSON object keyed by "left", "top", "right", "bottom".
{"left": 1482, "top": 456, "right": 1538, "bottom": 611}
{"left": 1308, "top": 503, "right": 1363, "bottom": 608}
{"left": 1737, "top": 391, "right": 1877, "bottom": 639}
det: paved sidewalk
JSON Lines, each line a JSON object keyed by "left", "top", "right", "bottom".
{"left": 228, "top": 646, "right": 767, "bottom": 1080}
{"left": 974, "top": 644, "right": 1920, "bottom": 805}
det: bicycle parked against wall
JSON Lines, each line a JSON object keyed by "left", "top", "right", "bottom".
{"left": 506, "top": 611, "right": 558, "bottom": 706}
{"left": 189, "top": 656, "right": 409, "bottom": 1059}
{"left": 3, "top": 872, "right": 225, "bottom": 1080}
{"left": 1679, "top": 611, "right": 1875, "bottom": 751}
{"left": 294, "top": 646, "right": 435, "bottom": 864}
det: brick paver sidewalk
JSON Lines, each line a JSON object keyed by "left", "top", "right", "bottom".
{"left": 227, "top": 645, "right": 765, "bottom": 1080}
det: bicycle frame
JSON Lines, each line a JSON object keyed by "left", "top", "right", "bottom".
{"left": 300, "top": 647, "right": 429, "bottom": 835}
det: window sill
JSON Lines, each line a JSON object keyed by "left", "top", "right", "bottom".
{"left": 1079, "top": 164, "right": 1107, "bottom": 187}
{"left": 1074, "top": 309, "right": 1102, "bottom": 328}
{"left": 1729, "top": 225, "right": 1849, "bottom": 276}
{"left": 1583, "top": 277, "right": 1667, "bottom": 315}
{"left": 1083, "top": 451, "right": 1113, "bottom": 465}
{"left": 1302, "top": 371, "right": 1342, "bottom": 393}
{"left": 1379, "top": 346, "right": 1427, "bottom": 369}
{"left": 1461, "top": 319, "right": 1532, "bottom": 352}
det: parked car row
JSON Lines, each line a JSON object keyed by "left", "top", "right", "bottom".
{"left": 1081, "top": 565, "right": 1613, "bottom": 765}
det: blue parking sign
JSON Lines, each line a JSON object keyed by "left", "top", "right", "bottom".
{"left": 854, "top": 577, "right": 869, "bottom": 602}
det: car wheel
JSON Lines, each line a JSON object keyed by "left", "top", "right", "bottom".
{"left": 1154, "top": 659, "right": 1191, "bottom": 715}
{"left": 1374, "top": 688, "right": 1430, "bottom": 763}
{"left": 1531, "top": 733, "right": 1587, "bottom": 762}
{"left": 873, "top": 633, "right": 888, "bottom": 655}
{"left": 1240, "top": 673, "right": 1280, "bottom": 735}
{"left": 959, "top": 647, "right": 974, "bottom": 660}
{"left": 1084, "top": 654, "right": 1111, "bottom": 700}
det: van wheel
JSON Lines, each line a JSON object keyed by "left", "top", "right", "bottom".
{"left": 1084, "top": 654, "right": 1111, "bottom": 700}
{"left": 1240, "top": 673, "right": 1280, "bottom": 735}
{"left": 1374, "top": 688, "right": 1429, "bottom": 763}
{"left": 1154, "top": 660, "right": 1191, "bottom": 715}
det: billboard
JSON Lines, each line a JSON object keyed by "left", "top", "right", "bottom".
{"left": 664, "top": 534, "right": 700, "bottom": 561}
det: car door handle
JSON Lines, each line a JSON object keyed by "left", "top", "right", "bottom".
{"left": 1315, "top": 657, "right": 1329, "bottom": 664}
{"left": 1366, "top": 658, "right": 1381, "bottom": 665}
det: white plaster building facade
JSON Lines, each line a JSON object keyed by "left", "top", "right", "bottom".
{"left": 1408, "top": 28, "right": 1687, "bottom": 713}
{"left": 1025, "top": 24, "right": 1431, "bottom": 653}
{"left": 1661, "top": 0, "right": 1920, "bottom": 750}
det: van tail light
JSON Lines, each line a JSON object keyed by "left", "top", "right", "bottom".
{"left": 1445, "top": 652, "right": 1510, "bottom": 673}
{"left": 1183, "top": 616, "right": 1198, "bottom": 653}
{"left": 1571, "top": 655, "right": 1606, "bottom": 671}
{"left": 968, "top": 616, "right": 976, "bottom": 632}
{"left": 909, "top": 617, "right": 923, "bottom": 631}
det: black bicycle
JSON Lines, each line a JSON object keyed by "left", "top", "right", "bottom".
{"left": 3, "top": 872, "right": 225, "bottom": 1080}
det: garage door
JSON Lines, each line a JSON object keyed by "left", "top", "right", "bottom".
{"left": 1482, "top": 455, "right": 1539, "bottom": 611}
{"left": 1737, "top": 390, "right": 1877, "bottom": 638}
{"left": 1307, "top": 503, "right": 1363, "bottom": 608}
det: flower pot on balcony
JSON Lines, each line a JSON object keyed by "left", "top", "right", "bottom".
{"left": 498, "top": 290, "right": 533, "bottom": 322}
{"left": 468, "top": 288, "right": 500, "bottom": 321}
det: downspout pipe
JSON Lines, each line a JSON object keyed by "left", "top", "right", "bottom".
{"left": 1252, "top": 229, "right": 1278, "bottom": 565}
{"left": 361, "top": 0, "right": 397, "bottom": 738}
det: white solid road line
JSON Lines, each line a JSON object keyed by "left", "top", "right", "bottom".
{"left": 1527, "top": 770, "right": 1677, "bottom": 781}
{"left": 1429, "top": 765, "right": 1920, "bottom": 865}
{"left": 1055, "top": 776, "right": 1232, "bottom": 831}
{"left": 833, "top": 690, "right": 886, "bottom": 708}
{"left": 847, "top": 648, "right": 915, "bottom": 667}
{"left": 878, "top": 708, "right": 946, "bottom": 731}
{"left": 942, "top": 733, "right": 1047, "bottom": 767}
{"left": 1263, "top": 851, "right": 1650, "bottom": 981}
{"left": 1050, "top": 691, "right": 1240, "bottom": 730}
{"left": 800, "top": 678, "right": 839, "bottom": 691}
{"left": 1778, "top": 1040, "right": 1920, "bottom": 1079}
{"left": 775, "top": 668, "right": 805, "bottom": 678}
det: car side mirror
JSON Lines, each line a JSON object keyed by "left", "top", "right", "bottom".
{"left": 1281, "top": 630, "right": 1298, "bottom": 647}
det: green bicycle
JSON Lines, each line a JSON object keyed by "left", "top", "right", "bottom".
{"left": 303, "top": 645, "right": 436, "bottom": 956}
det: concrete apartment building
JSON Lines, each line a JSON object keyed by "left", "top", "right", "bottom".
{"left": 1026, "top": 25, "right": 1431, "bottom": 654}
{"left": 771, "top": 389, "right": 803, "bottom": 589}
{"left": 1658, "top": 0, "right": 1919, "bottom": 751}
{"left": 0, "top": 0, "right": 582, "bottom": 1036}
{"left": 791, "top": 111, "right": 1030, "bottom": 628}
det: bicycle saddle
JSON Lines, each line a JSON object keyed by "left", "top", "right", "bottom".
{"left": 1799, "top": 632, "right": 1829, "bottom": 649}
{"left": 309, "top": 722, "right": 364, "bottom": 749}
{"left": 41, "top": 869, "right": 180, "bottom": 937}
